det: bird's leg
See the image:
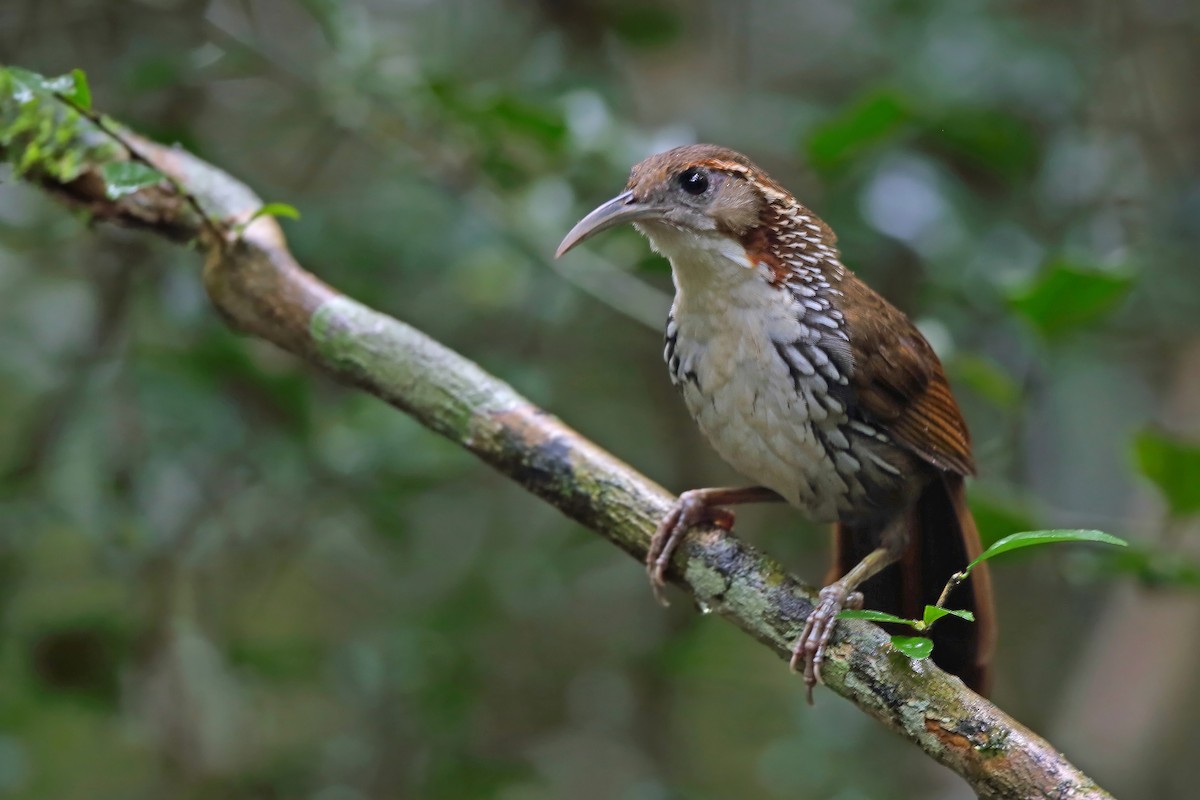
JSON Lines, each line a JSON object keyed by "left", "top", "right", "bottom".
{"left": 648, "top": 486, "right": 782, "bottom": 605}
{"left": 792, "top": 518, "right": 909, "bottom": 703}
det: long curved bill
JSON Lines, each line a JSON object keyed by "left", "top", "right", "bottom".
{"left": 555, "top": 190, "right": 668, "bottom": 258}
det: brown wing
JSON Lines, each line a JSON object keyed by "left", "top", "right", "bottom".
{"left": 838, "top": 273, "right": 974, "bottom": 476}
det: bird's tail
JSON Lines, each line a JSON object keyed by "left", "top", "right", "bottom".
{"left": 830, "top": 474, "right": 996, "bottom": 694}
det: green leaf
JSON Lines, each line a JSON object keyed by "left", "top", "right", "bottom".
{"left": 100, "top": 161, "right": 165, "bottom": 199}
{"left": 236, "top": 203, "right": 302, "bottom": 235}
{"left": 890, "top": 636, "right": 934, "bottom": 660}
{"left": 1133, "top": 428, "right": 1200, "bottom": 517}
{"left": 967, "top": 530, "right": 1128, "bottom": 571}
{"left": 250, "top": 202, "right": 301, "bottom": 222}
{"left": 66, "top": 69, "right": 91, "bottom": 109}
{"left": 922, "top": 606, "right": 975, "bottom": 627}
{"left": 1008, "top": 260, "right": 1134, "bottom": 337}
{"left": 43, "top": 69, "right": 91, "bottom": 109}
{"left": 807, "top": 90, "right": 911, "bottom": 171}
{"left": 838, "top": 609, "right": 917, "bottom": 627}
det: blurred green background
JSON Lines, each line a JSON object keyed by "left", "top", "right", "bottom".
{"left": 2, "top": 1, "right": 1200, "bottom": 798}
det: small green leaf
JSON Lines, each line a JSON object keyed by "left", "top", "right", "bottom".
{"left": 1008, "top": 260, "right": 1134, "bottom": 337}
{"left": 100, "top": 161, "right": 165, "bottom": 199}
{"left": 1133, "top": 429, "right": 1200, "bottom": 517}
{"left": 235, "top": 203, "right": 302, "bottom": 235}
{"left": 967, "top": 530, "right": 1128, "bottom": 571}
{"left": 67, "top": 69, "right": 91, "bottom": 109}
{"left": 838, "top": 609, "right": 918, "bottom": 627}
{"left": 890, "top": 636, "right": 934, "bottom": 660}
{"left": 249, "top": 202, "right": 301, "bottom": 222}
{"left": 923, "top": 606, "right": 975, "bottom": 627}
{"left": 43, "top": 69, "right": 92, "bottom": 109}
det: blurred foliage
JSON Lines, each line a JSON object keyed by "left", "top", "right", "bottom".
{"left": 2, "top": 1, "right": 1200, "bottom": 799}
{"left": 1008, "top": 259, "right": 1134, "bottom": 339}
{"left": 0, "top": 67, "right": 114, "bottom": 181}
{"left": 1133, "top": 428, "right": 1200, "bottom": 518}
{"left": 806, "top": 90, "right": 912, "bottom": 173}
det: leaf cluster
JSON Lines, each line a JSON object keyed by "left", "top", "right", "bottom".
{"left": 0, "top": 66, "right": 117, "bottom": 181}
{"left": 840, "top": 530, "right": 1128, "bottom": 660}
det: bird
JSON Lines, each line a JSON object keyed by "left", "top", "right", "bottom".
{"left": 556, "top": 144, "right": 995, "bottom": 699}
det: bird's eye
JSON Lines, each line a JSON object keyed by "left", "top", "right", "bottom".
{"left": 678, "top": 168, "right": 709, "bottom": 196}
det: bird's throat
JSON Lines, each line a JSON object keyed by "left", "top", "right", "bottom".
{"left": 646, "top": 232, "right": 784, "bottom": 321}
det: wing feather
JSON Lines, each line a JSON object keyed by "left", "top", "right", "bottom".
{"left": 838, "top": 274, "right": 974, "bottom": 476}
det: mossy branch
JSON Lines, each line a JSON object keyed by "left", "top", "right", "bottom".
{"left": 0, "top": 66, "right": 1112, "bottom": 800}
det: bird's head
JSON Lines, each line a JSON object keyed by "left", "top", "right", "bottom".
{"left": 556, "top": 144, "right": 795, "bottom": 261}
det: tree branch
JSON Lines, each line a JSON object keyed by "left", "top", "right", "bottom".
{"left": 0, "top": 72, "right": 1112, "bottom": 800}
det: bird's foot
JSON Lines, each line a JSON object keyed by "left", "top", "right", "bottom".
{"left": 790, "top": 585, "right": 864, "bottom": 704}
{"left": 646, "top": 490, "right": 736, "bottom": 606}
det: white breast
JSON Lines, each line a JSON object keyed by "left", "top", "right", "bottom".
{"left": 649, "top": 224, "right": 856, "bottom": 521}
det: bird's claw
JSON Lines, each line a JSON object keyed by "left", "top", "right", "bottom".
{"left": 646, "top": 492, "right": 736, "bottom": 605}
{"left": 790, "top": 585, "right": 861, "bottom": 704}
